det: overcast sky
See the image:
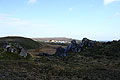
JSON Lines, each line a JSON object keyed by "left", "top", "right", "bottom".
{"left": 0, "top": 0, "right": 120, "bottom": 40}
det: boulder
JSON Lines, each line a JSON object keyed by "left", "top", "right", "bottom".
{"left": 19, "top": 48, "right": 27, "bottom": 57}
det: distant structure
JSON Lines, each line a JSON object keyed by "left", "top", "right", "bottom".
{"left": 32, "top": 37, "right": 74, "bottom": 43}
{"left": 47, "top": 40, "right": 70, "bottom": 43}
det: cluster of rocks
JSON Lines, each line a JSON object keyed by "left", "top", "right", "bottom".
{"left": 55, "top": 38, "right": 95, "bottom": 57}
{"left": 2, "top": 43, "right": 27, "bottom": 57}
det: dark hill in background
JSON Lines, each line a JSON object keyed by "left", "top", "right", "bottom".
{"left": 0, "top": 36, "right": 41, "bottom": 49}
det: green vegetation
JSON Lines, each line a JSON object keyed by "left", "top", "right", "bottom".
{"left": 0, "top": 37, "right": 120, "bottom": 80}
{"left": 0, "top": 50, "right": 32, "bottom": 60}
{"left": 0, "top": 53, "right": 120, "bottom": 80}
{"left": 0, "top": 52, "right": 25, "bottom": 60}
{"left": 80, "top": 41, "right": 120, "bottom": 59}
{"left": 0, "top": 36, "right": 41, "bottom": 49}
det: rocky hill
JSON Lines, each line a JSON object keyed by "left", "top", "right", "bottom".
{"left": 0, "top": 36, "right": 41, "bottom": 49}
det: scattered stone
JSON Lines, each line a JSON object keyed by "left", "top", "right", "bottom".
{"left": 20, "top": 48, "right": 27, "bottom": 57}
{"left": 1, "top": 43, "right": 28, "bottom": 57}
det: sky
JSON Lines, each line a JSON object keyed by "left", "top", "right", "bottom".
{"left": 0, "top": 0, "right": 120, "bottom": 40}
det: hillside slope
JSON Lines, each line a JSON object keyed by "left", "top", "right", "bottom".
{"left": 32, "top": 37, "right": 80, "bottom": 42}
{"left": 0, "top": 36, "right": 41, "bottom": 49}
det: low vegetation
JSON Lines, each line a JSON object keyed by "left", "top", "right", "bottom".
{"left": 0, "top": 49, "right": 32, "bottom": 60}
{"left": 80, "top": 41, "right": 120, "bottom": 59}
{"left": 0, "top": 37, "right": 120, "bottom": 80}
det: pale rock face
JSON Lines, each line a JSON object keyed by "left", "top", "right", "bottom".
{"left": 6, "top": 45, "right": 11, "bottom": 48}
{"left": 20, "top": 48, "right": 27, "bottom": 57}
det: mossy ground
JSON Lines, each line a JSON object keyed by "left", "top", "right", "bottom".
{"left": 0, "top": 49, "right": 32, "bottom": 61}
{"left": 0, "top": 53, "right": 120, "bottom": 80}
{"left": 0, "top": 41, "right": 120, "bottom": 80}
